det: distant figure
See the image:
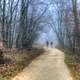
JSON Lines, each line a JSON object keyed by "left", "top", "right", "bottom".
{"left": 0, "top": 49, "right": 4, "bottom": 64}
{"left": 51, "top": 42, "right": 53, "bottom": 47}
{"left": 46, "top": 41, "right": 49, "bottom": 47}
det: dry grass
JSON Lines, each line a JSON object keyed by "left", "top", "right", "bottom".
{"left": 0, "top": 48, "right": 45, "bottom": 80}
{"left": 65, "top": 54, "right": 80, "bottom": 80}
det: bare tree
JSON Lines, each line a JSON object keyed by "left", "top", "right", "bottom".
{"left": 2, "top": 0, "right": 6, "bottom": 47}
{"left": 16, "top": 0, "right": 48, "bottom": 49}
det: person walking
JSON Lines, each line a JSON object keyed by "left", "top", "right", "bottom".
{"left": 46, "top": 41, "right": 49, "bottom": 47}
{"left": 51, "top": 42, "right": 53, "bottom": 47}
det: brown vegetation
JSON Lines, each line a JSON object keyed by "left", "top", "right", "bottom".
{"left": 0, "top": 48, "right": 45, "bottom": 80}
{"left": 65, "top": 54, "right": 80, "bottom": 80}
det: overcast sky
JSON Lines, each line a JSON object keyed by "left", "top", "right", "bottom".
{"left": 35, "top": 0, "right": 80, "bottom": 46}
{"left": 35, "top": 1, "right": 58, "bottom": 46}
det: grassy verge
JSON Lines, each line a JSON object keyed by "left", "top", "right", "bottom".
{"left": 65, "top": 54, "right": 80, "bottom": 80}
{"left": 0, "top": 48, "right": 45, "bottom": 80}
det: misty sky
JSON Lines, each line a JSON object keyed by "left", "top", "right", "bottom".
{"left": 36, "top": 27, "right": 58, "bottom": 46}
{"left": 36, "top": 2, "right": 58, "bottom": 46}
{"left": 36, "top": 0, "right": 80, "bottom": 46}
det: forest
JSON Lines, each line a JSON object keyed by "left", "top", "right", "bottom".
{"left": 0, "top": 0, "right": 80, "bottom": 80}
{"left": 0, "top": 0, "right": 79, "bottom": 52}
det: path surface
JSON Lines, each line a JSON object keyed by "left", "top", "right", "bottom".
{"left": 12, "top": 48, "right": 73, "bottom": 80}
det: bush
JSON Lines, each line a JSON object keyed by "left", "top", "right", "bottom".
{"left": 65, "top": 54, "right": 80, "bottom": 80}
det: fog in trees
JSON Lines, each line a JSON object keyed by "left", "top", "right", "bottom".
{"left": 0, "top": 0, "right": 80, "bottom": 56}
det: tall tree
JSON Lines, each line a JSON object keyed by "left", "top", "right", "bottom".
{"left": 71, "top": 0, "right": 80, "bottom": 54}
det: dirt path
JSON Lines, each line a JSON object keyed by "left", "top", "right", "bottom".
{"left": 12, "top": 48, "right": 73, "bottom": 80}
